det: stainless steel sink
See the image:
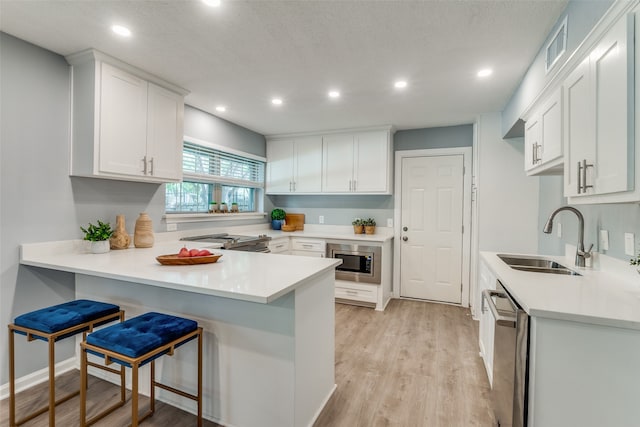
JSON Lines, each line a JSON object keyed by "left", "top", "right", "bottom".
{"left": 497, "top": 254, "right": 581, "bottom": 276}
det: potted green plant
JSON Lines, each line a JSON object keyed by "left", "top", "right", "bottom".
{"left": 209, "top": 201, "right": 217, "bottom": 213}
{"left": 220, "top": 202, "right": 228, "bottom": 213}
{"left": 231, "top": 202, "right": 239, "bottom": 213}
{"left": 630, "top": 252, "right": 640, "bottom": 274}
{"left": 364, "top": 218, "right": 376, "bottom": 235}
{"left": 271, "top": 208, "right": 286, "bottom": 230}
{"left": 81, "top": 220, "right": 113, "bottom": 253}
{"left": 352, "top": 218, "right": 364, "bottom": 234}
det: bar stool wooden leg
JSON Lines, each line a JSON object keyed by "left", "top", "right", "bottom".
{"left": 80, "top": 346, "right": 88, "bottom": 427}
{"left": 132, "top": 363, "right": 139, "bottom": 427}
{"left": 150, "top": 360, "right": 156, "bottom": 415}
{"left": 9, "top": 325, "right": 16, "bottom": 427}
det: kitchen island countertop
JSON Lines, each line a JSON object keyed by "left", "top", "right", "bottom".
{"left": 21, "top": 239, "right": 341, "bottom": 304}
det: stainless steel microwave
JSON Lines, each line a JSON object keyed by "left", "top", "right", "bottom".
{"left": 326, "top": 243, "right": 381, "bottom": 284}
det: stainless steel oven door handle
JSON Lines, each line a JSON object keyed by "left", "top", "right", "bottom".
{"left": 482, "top": 289, "right": 516, "bottom": 328}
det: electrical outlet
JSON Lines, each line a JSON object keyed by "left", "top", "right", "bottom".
{"left": 166, "top": 223, "right": 177, "bottom": 232}
{"left": 319, "top": 215, "right": 324, "bottom": 224}
{"left": 625, "top": 233, "right": 635, "bottom": 256}
{"left": 599, "top": 230, "right": 609, "bottom": 251}
{"left": 556, "top": 222, "right": 562, "bottom": 238}
{"left": 387, "top": 218, "right": 393, "bottom": 228}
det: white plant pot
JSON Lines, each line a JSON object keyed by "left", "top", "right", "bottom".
{"left": 90, "top": 240, "right": 110, "bottom": 254}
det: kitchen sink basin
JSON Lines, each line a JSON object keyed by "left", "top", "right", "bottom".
{"left": 497, "top": 254, "right": 581, "bottom": 276}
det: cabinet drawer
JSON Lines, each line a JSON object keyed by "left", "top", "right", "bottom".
{"left": 290, "top": 238, "right": 325, "bottom": 252}
{"left": 290, "top": 250, "right": 324, "bottom": 257}
{"left": 335, "top": 284, "right": 376, "bottom": 303}
{"left": 268, "top": 237, "right": 290, "bottom": 254}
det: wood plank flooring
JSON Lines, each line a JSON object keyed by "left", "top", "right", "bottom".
{"left": 1, "top": 299, "right": 494, "bottom": 426}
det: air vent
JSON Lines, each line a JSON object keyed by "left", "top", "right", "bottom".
{"left": 546, "top": 16, "right": 568, "bottom": 73}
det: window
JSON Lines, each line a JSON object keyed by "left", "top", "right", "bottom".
{"left": 546, "top": 16, "right": 568, "bottom": 74}
{"left": 166, "top": 138, "right": 265, "bottom": 213}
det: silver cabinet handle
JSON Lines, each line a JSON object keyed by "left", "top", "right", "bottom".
{"left": 577, "top": 161, "right": 583, "bottom": 193}
{"left": 581, "top": 159, "right": 593, "bottom": 193}
{"left": 482, "top": 289, "right": 516, "bottom": 327}
{"left": 402, "top": 236, "right": 408, "bottom": 241}
{"left": 293, "top": 181, "right": 296, "bottom": 192}
{"left": 349, "top": 180, "right": 352, "bottom": 191}
{"left": 148, "top": 157, "right": 154, "bottom": 175}
{"left": 142, "top": 156, "right": 148, "bottom": 175}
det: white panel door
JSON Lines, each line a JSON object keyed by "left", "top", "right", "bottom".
{"left": 354, "top": 131, "right": 389, "bottom": 192}
{"left": 266, "top": 139, "right": 295, "bottom": 193}
{"left": 322, "top": 134, "right": 354, "bottom": 192}
{"left": 99, "top": 62, "right": 148, "bottom": 177}
{"left": 400, "top": 155, "right": 464, "bottom": 304}
{"left": 592, "top": 15, "right": 633, "bottom": 195}
{"left": 146, "top": 82, "right": 183, "bottom": 181}
{"left": 293, "top": 136, "right": 322, "bottom": 193}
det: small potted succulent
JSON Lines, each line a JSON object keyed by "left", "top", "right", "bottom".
{"left": 209, "top": 201, "right": 217, "bottom": 213}
{"left": 81, "top": 220, "right": 113, "bottom": 254}
{"left": 630, "top": 252, "right": 640, "bottom": 274}
{"left": 363, "top": 218, "right": 376, "bottom": 235}
{"left": 231, "top": 202, "right": 239, "bottom": 213}
{"left": 352, "top": 218, "right": 364, "bottom": 234}
{"left": 220, "top": 202, "right": 228, "bottom": 213}
{"left": 271, "top": 208, "right": 286, "bottom": 230}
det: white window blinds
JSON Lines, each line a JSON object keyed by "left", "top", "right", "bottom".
{"left": 182, "top": 141, "right": 265, "bottom": 188}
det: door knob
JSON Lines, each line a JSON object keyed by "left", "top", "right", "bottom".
{"left": 403, "top": 226, "right": 408, "bottom": 231}
{"left": 402, "top": 236, "right": 408, "bottom": 241}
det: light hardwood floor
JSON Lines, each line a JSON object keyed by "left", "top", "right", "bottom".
{"left": 1, "top": 299, "right": 494, "bottom": 426}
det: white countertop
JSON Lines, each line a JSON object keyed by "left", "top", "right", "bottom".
{"left": 264, "top": 225, "right": 394, "bottom": 243}
{"left": 20, "top": 240, "right": 341, "bottom": 304}
{"left": 481, "top": 249, "right": 640, "bottom": 330}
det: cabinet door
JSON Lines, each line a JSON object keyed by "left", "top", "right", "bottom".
{"left": 99, "top": 62, "right": 148, "bottom": 176}
{"left": 524, "top": 115, "right": 541, "bottom": 172}
{"left": 146, "top": 82, "right": 183, "bottom": 181}
{"left": 563, "top": 56, "right": 594, "bottom": 197}
{"left": 293, "top": 136, "right": 322, "bottom": 193}
{"left": 591, "top": 15, "right": 634, "bottom": 195}
{"left": 266, "top": 139, "right": 294, "bottom": 193}
{"left": 540, "top": 88, "right": 563, "bottom": 164}
{"left": 353, "top": 131, "right": 390, "bottom": 192}
{"left": 290, "top": 250, "right": 324, "bottom": 257}
{"left": 322, "top": 134, "right": 354, "bottom": 192}
{"left": 478, "top": 260, "right": 496, "bottom": 386}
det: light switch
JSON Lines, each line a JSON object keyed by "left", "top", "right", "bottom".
{"left": 600, "top": 230, "right": 609, "bottom": 251}
{"left": 387, "top": 218, "right": 393, "bottom": 228}
{"left": 625, "top": 233, "right": 635, "bottom": 256}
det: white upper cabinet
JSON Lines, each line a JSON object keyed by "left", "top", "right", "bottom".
{"left": 524, "top": 88, "right": 563, "bottom": 175}
{"left": 66, "top": 49, "right": 187, "bottom": 183}
{"left": 266, "top": 136, "right": 322, "bottom": 194}
{"left": 563, "top": 12, "right": 636, "bottom": 203}
{"left": 322, "top": 129, "right": 392, "bottom": 194}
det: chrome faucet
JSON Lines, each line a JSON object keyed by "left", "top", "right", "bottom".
{"left": 543, "top": 206, "right": 593, "bottom": 267}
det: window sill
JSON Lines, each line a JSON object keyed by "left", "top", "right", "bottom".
{"left": 164, "top": 212, "right": 267, "bottom": 224}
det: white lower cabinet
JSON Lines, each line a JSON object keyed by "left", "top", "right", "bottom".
{"left": 334, "top": 280, "right": 377, "bottom": 306}
{"left": 478, "top": 258, "right": 497, "bottom": 387}
{"left": 268, "top": 237, "right": 290, "bottom": 254}
{"left": 289, "top": 238, "right": 326, "bottom": 257}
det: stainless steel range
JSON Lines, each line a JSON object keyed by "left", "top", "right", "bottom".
{"left": 181, "top": 233, "right": 271, "bottom": 252}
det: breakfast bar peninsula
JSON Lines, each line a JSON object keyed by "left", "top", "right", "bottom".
{"left": 20, "top": 240, "right": 341, "bottom": 427}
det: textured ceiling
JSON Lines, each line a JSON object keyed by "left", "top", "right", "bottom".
{"left": 0, "top": 0, "right": 568, "bottom": 136}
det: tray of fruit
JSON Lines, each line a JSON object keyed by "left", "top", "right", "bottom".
{"left": 156, "top": 247, "right": 223, "bottom": 265}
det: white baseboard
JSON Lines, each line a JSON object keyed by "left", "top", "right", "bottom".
{"left": 306, "top": 383, "right": 337, "bottom": 427}
{"left": 0, "top": 357, "right": 77, "bottom": 401}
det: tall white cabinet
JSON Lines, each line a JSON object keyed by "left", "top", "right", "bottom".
{"left": 564, "top": 14, "right": 635, "bottom": 202}
{"left": 66, "top": 49, "right": 188, "bottom": 183}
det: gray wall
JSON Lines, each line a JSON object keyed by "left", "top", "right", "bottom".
{"left": 537, "top": 176, "right": 640, "bottom": 261}
{"left": 0, "top": 32, "right": 267, "bottom": 384}
{"left": 268, "top": 125, "right": 473, "bottom": 226}
{"left": 502, "top": 0, "right": 613, "bottom": 137}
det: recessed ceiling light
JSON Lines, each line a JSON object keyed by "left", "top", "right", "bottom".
{"left": 111, "top": 25, "right": 131, "bottom": 37}
{"left": 271, "top": 98, "right": 283, "bottom": 105}
{"left": 394, "top": 80, "right": 407, "bottom": 89}
{"left": 202, "top": 0, "right": 222, "bottom": 7}
{"left": 328, "top": 90, "right": 340, "bottom": 99}
{"left": 216, "top": 106, "right": 226, "bottom": 112}
{"left": 477, "top": 68, "right": 493, "bottom": 78}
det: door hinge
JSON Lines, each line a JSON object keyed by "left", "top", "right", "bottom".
{"left": 462, "top": 225, "right": 464, "bottom": 234}
{"left": 460, "top": 283, "right": 463, "bottom": 292}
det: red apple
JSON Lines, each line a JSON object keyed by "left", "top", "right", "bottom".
{"left": 189, "top": 248, "right": 201, "bottom": 257}
{"left": 197, "top": 249, "right": 212, "bottom": 257}
{"left": 178, "top": 247, "right": 190, "bottom": 257}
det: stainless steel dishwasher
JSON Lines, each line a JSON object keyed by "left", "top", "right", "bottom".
{"left": 482, "top": 280, "right": 529, "bottom": 427}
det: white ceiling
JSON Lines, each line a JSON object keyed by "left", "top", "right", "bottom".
{"left": 0, "top": 0, "right": 568, "bottom": 136}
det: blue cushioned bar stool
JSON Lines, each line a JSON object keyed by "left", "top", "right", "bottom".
{"left": 80, "top": 312, "right": 203, "bottom": 427}
{"left": 8, "top": 299, "right": 123, "bottom": 427}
